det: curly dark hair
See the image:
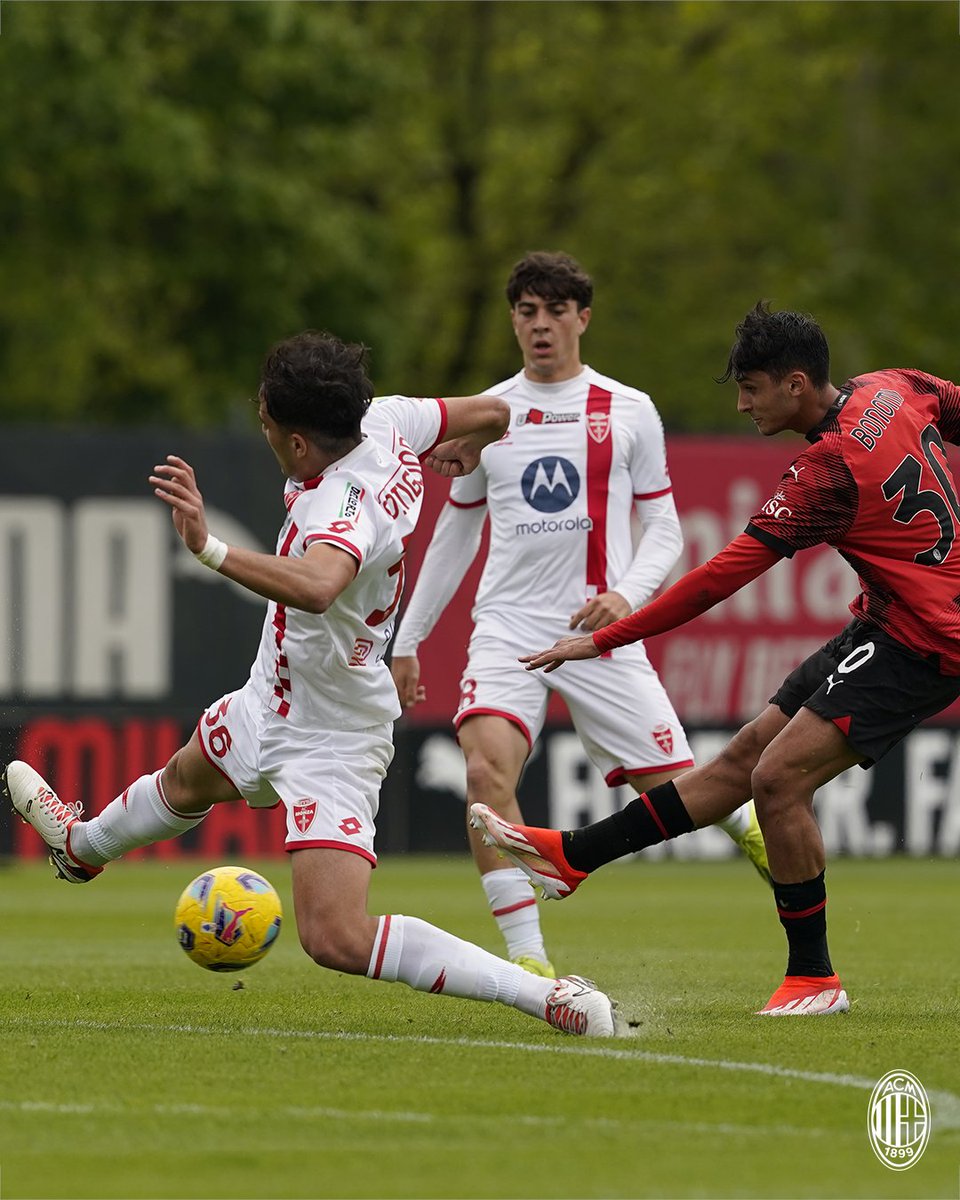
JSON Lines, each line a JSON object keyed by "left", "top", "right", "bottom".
{"left": 259, "top": 331, "right": 373, "bottom": 445}
{"left": 505, "top": 251, "right": 593, "bottom": 310}
{"left": 718, "top": 301, "right": 831, "bottom": 388}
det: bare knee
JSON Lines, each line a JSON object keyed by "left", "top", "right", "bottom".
{"left": 158, "top": 751, "right": 200, "bottom": 815}
{"left": 298, "top": 918, "right": 373, "bottom": 976}
{"left": 750, "top": 752, "right": 804, "bottom": 825}
{"left": 710, "top": 719, "right": 771, "bottom": 788}
{"left": 161, "top": 742, "right": 238, "bottom": 813}
{"left": 464, "top": 748, "right": 517, "bottom": 808}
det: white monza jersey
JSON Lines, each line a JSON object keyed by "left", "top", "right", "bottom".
{"left": 244, "top": 395, "right": 446, "bottom": 731}
{"left": 449, "top": 366, "right": 673, "bottom": 646}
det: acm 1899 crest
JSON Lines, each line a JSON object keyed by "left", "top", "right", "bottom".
{"left": 867, "top": 1069, "right": 930, "bottom": 1171}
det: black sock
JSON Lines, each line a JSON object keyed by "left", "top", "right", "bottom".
{"left": 773, "top": 871, "right": 833, "bottom": 977}
{"left": 564, "top": 780, "right": 695, "bottom": 873}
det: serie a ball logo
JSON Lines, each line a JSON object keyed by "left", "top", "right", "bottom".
{"left": 867, "top": 1070, "right": 930, "bottom": 1170}
{"left": 174, "top": 865, "right": 283, "bottom": 972}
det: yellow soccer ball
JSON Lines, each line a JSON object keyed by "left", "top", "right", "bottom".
{"left": 174, "top": 865, "right": 282, "bottom": 972}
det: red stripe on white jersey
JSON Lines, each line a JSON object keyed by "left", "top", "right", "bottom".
{"left": 419, "top": 398, "right": 448, "bottom": 458}
{"left": 633, "top": 486, "right": 673, "bottom": 501}
{"left": 303, "top": 532, "right": 363, "bottom": 565}
{"left": 284, "top": 474, "right": 325, "bottom": 512}
{"left": 270, "top": 521, "right": 300, "bottom": 718}
{"left": 585, "top": 385, "right": 613, "bottom": 590}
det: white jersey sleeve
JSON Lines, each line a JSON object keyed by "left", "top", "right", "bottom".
{"left": 611, "top": 492, "right": 683, "bottom": 609}
{"left": 448, "top": 454, "right": 489, "bottom": 506}
{"left": 392, "top": 500, "right": 487, "bottom": 654}
{"left": 609, "top": 396, "right": 681, "bottom": 607}
{"left": 300, "top": 474, "right": 379, "bottom": 566}
{"left": 628, "top": 393, "right": 673, "bottom": 499}
{"left": 364, "top": 395, "right": 447, "bottom": 458}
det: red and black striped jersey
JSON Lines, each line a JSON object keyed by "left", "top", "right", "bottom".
{"left": 747, "top": 369, "right": 960, "bottom": 673}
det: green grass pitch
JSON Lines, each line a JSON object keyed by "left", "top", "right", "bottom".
{"left": 1, "top": 854, "right": 957, "bottom": 1199}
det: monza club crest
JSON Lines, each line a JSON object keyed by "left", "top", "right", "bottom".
{"left": 652, "top": 724, "right": 674, "bottom": 755}
{"left": 293, "top": 800, "right": 317, "bottom": 835}
{"left": 586, "top": 411, "right": 611, "bottom": 443}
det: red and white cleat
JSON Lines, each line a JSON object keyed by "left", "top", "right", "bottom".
{"left": 468, "top": 803, "right": 587, "bottom": 900}
{"left": 544, "top": 975, "right": 621, "bottom": 1037}
{"left": 757, "top": 973, "right": 849, "bottom": 1016}
{"left": 3, "top": 760, "right": 103, "bottom": 884}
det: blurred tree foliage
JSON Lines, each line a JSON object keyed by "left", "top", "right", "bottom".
{"left": 1, "top": 0, "right": 958, "bottom": 430}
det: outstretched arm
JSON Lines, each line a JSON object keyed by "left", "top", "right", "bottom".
{"left": 151, "top": 455, "right": 356, "bottom": 612}
{"left": 522, "top": 532, "right": 782, "bottom": 672}
{"left": 569, "top": 492, "right": 684, "bottom": 631}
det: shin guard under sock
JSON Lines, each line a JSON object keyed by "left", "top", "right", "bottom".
{"left": 773, "top": 870, "right": 833, "bottom": 977}
{"left": 564, "top": 780, "right": 695, "bottom": 873}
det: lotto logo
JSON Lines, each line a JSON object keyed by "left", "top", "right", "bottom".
{"left": 339, "top": 816, "right": 363, "bottom": 836}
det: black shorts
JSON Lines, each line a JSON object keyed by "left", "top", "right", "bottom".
{"left": 770, "top": 619, "right": 960, "bottom": 766}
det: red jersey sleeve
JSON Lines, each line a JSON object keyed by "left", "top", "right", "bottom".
{"left": 745, "top": 439, "right": 857, "bottom": 558}
{"left": 592, "top": 533, "right": 781, "bottom": 652}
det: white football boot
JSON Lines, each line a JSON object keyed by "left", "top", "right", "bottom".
{"left": 3, "top": 760, "right": 102, "bottom": 883}
{"left": 544, "top": 975, "right": 622, "bottom": 1037}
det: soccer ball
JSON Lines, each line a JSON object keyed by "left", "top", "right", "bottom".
{"left": 174, "top": 865, "right": 283, "bottom": 972}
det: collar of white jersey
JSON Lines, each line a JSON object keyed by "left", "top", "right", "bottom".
{"left": 517, "top": 365, "right": 591, "bottom": 395}
{"left": 282, "top": 436, "right": 373, "bottom": 512}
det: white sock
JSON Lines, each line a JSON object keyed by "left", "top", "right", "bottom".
{"left": 481, "top": 867, "right": 548, "bottom": 962}
{"left": 367, "top": 914, "right": 553, "bottom": 1019}
{"left": 71, "top": 771, "right": 210, "bottom": 865}
{"left": 716, "top": 800, "right": 753, "bottom": 842}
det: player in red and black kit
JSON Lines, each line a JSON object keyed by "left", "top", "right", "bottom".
{"left": 469, "top": 301, "right": 960, "bottom": 1016}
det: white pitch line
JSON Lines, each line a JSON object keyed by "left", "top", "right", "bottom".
{"left": 9, "top": 1017, "right": 960, "bottom": 1131}
{"left": 0, "top": 1098, "right": 834, "bottom": 1140}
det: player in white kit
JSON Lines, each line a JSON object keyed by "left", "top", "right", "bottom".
{"left": 5, "top": 330, "right": 620, "bottom": 1037}
{"left": 392, "top": 254, "right": 769, "bottom": 974}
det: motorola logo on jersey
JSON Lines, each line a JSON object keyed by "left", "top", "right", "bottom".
{"left": 521, "top": 456, "right": 580, "bottom": 512}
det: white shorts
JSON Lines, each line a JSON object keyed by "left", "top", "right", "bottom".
{"left": 454, "top": 634, "right": 693, "bottom": 786}
{"left": 196, "top": 685, "right": 393, "bottom": 863}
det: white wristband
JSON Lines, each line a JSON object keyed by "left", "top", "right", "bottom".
{"left": 194, "top": 534, "right": 228, "bottom": 570}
